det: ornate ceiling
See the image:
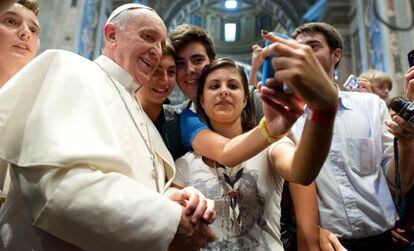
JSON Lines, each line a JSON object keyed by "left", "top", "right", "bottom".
{"left": 112, "top": 0, "right": 352, "bottom": 60}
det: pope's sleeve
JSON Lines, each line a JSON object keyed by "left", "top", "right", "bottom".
{"left": 0, "top": 50, "right": 181, "bottom": 250}
{"left": 15, "top": 164, "right": 181, "bottom": 251}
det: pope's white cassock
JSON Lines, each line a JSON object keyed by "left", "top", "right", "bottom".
{"left": 0, "top": 49, "right": 182, "bottom": 250}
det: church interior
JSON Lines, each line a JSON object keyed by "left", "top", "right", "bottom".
{"left": 36, "top": 0, "right": 414, "bottom": 103}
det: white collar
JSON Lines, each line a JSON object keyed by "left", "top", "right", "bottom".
{"left": 94, "top": 55, "right": 138, "bottom": 93}
{"left": 338, "top": 90, "right": 354, "bottom": 110}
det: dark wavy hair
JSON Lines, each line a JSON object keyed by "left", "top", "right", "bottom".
{"left": 18, "top": 0, "right": 39, "bottom": 16}
{"left": 292, "top": 22, "right": 343, "bottom": 69}
{"left": 196, "top": 58, "right": 255, "bottom": 133}
{"left": 162, "top": 39, "right": 175, "bottom": 58}
{"left": 168, "top": 24, "right": 215, "bottom": 61}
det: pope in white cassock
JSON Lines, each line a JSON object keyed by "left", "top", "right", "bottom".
{"left": 0, "top": 4, "right": 215, "bottom": 251}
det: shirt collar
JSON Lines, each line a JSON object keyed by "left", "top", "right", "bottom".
{"left": 338, "top": 90, "right": 354, "bottom": 110}
{"left": 94, "top": 55, "right": 138, "bottom": 93}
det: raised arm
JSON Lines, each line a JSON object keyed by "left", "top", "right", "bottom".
{"left": 189, "top": 31, "right": 338, "bottom": 173}
{"left": 180, "top": 107, "right": 287, "bottom": 167}
{"left": 261, "top": 31, "right": 338, "bottom": 185}
{"left": 186, "top": 97, "right": 302, "bottom": 167}
{"left": 288, "top": 117, "right": 335, "bottom": 185}
{"left": 192, "top": 126, "right": 271, "bottom": 167}
{"left": 248, "top": 44, "right": 263, "bottom": 86}
{"left": 385, "top": 66, "right": 414, "bottom": 194}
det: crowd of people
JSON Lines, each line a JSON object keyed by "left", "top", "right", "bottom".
{"left": 0, "top": 1, "right": 413, "bottom": 251}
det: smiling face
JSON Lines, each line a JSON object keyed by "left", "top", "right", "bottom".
{"left": 0, "top": 3, "right": 40, "bottom": 73}
{"left": 175, "top": 41, "right": 211, "bottom": 101}
{"left": 200, "top": 66, "right": 247, "bottom": 128}
{"left": 105, "top": 9, "right": 167, "bottom": 86}
{"left": 140, "top": 54, "right": 176, "bottom": 105}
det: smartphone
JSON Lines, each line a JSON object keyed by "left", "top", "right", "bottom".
{"left": 408, "top": 49, "right": 414, "bottom": 67}
{"left": 343, "top": 74, "right": 359, "bottom": 90}
{"left": 261, "top": 33, "right": 293, "bottom": 93}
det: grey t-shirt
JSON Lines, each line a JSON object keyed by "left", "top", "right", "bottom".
{"left": 174, "top": 137, "right": 294, "bottom": 250}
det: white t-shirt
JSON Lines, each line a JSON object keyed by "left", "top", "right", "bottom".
{"left": 174, "top": 137, "right": 294, "bottom": 251}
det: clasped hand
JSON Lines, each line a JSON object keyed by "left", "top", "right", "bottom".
{"left": 167, "top": 186, "right": 216, "bottom": 250}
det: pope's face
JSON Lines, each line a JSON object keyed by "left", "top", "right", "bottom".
{"left": 112, "top": 10, "right": 167, "bottom": 85}
{"left": 0, "top": 3, "right": 40, "bottom": 71}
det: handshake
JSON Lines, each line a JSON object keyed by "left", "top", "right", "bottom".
{"left": 166, "top": 187, "right": 216, "bottom": 250}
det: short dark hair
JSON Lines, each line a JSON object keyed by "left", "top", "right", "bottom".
{"left": 196, "top": 58, "right": 255, "bottom": 133}
{"left": 168, "top": 24, "right": 215, "bottom": 61}
{"left": 18, "top": 0, "right": 39, "bottom": 16}
{"left": 292, "top": 22, "right": 343, "bottom": 69}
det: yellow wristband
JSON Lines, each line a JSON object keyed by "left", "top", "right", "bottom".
{"left": 259, "top": 117, "right": 283, "bottom": 143}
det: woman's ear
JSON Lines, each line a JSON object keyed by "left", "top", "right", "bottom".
{"left": 243, "top": 95, "right": 247, "bottom": 108}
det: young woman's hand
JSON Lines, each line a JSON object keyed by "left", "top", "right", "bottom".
{"left": 258, "top": 80, "right": 304, "bottom": 138}
{"left": 260, "top": 32, "right": 338, "bottom": 110}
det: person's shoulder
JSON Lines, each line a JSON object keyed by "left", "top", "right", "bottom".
{"left": 37, "top": 49, "right": 90, "bottom": 64}
{"left": 343, "top": 90, "right": 381, "bottom": 102}
{"left": 341, "top": 91, "right": 389, "bottom": 120}
{"left": 181, "top": 107, "right": 196, "bottom": 117}
{"left": 29, "top": 50, "right": 95, "bottom": 75}
{"left": 341, "top": 90, "right": 385, "bottom": 108}
{"left": 181, "top": 151, "right": 198, "bottom": 161}
{"left": 175, "top": 151, "right": 198, "bottom": 166}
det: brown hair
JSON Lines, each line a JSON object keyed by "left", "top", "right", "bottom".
{"left": 196, "top": 58, "right": 255, "bottom": 133}
{"left": 18, "top": 0, "right": 39, "bottom": 16}
{"left": 162, "top": 39, "right": 175, "bottom": 58}
{"left": 359, "top": 69, "right": 393, "bottom": 90}
{"left": 292, "top": 22, "right": 343, "bottom": 69}
{"left": 168, "top": 24, "right": 215, "bottom": 61}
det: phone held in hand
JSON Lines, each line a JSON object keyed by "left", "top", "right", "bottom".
{"left": 261, "top": 40, "right": 274, "bottom": 88}
{"left": 261, "top": 33, "right": 293, "bottom": 93}
{"left": 408, "top": 49, "right": 414, "bottom": 67}
{"left": 343, "top": 74, "right": 359, "bottom": 90}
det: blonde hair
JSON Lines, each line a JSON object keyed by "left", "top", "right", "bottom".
{"left": 359, "top": 69, "right": 392, "bottom": 90}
